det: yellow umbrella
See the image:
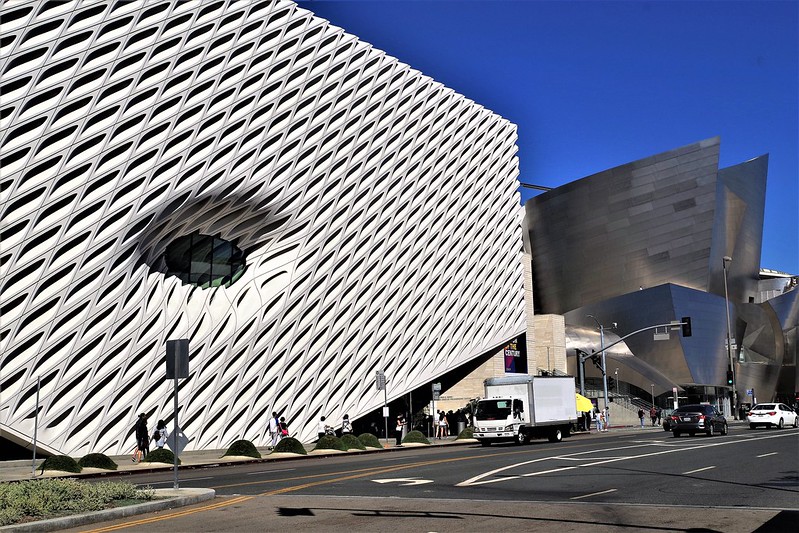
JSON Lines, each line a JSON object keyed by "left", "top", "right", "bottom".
{"left": 575, "top": 393, "right": 593, "bottom": 412}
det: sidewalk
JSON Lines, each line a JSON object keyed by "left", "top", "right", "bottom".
{"left": 1, "top": 421, "right": 750, "bottom": 483}
{"left": 0, "top": 436, "right": 469, "bottom": 483}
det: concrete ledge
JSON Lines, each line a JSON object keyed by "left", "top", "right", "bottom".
{"left": 0, "top": 488, "right": 215, "bottom": 533}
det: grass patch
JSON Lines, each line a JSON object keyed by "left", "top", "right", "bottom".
{"left": 402, "top": 430, "right": 430, "bottom": 445}
{"left": 39, "top": 455, "right": 81, "bottom": 474}
{"left": 273, "top": 437, "right": 307, "bottom": 454}
{"left": 357, "top": 433, "right": 382, "bottom": 448}
{"left": 314, "top": 435, "right": 347, "bottom": 452}
{"left": 0, "top": 478, "right": 154, "bottom": 526}
{"left": 223, "top": 439, "right": 261, "bottom": 458}
{"left": 78, "top": 453, "right": 118, "bottom": 470}
{"left": 340, "top": 433, "right": 366, "bottom": 450}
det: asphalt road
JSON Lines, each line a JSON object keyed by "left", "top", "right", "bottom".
{"left": 71, "top": 426, "right": 799, "bottom": 532}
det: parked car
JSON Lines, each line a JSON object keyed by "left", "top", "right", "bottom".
{"left": 669, "top": 404, "right": 727, "bottom": 437}
{"left": 747, "top": 403, "right": 798, "bottom": 429}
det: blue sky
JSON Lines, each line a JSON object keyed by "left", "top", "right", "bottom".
{"left": 297, "top": 0, "right": 798, "bottom": 274}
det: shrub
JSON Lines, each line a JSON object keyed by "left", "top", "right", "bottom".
{"left": 143, "top": 448, "right": 179, "bottom": 464}
{"left": 273, "top": 437, "right": 307, "bottom": 454}
{"left": 402, "top": 430, "right": 430, "bottom": 445}
{"left": 357, "top": 433, "right": 382, "bottom": 448}
{"left": 456, "top": 427, "right": 474, "bottom": 440}
{"left": 0, "top": 478, "right": 153, "bottom": 526}
{"left": 314, "top": 435, "right": 347, "bottom": 452}
{"left": 223, "top": 439, "right": 261, "bottom": 458}
{"left": 39, "top": 455, "right": 81, "bottom": 473}
{"left": 78, "top": 453, "right": 118, "bottom": 470}
{"left": 340, "top": 433, "right": 366, "bottom": 450}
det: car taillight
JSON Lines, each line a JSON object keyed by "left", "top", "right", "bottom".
{"left": 670, "top": 415, "right": 678, "bottom": 421}
{"left": 767, "top": 411, "right": 777, "bottom": 416}
{"left": 698, "top": 415, "right": 705, "bottom": 420}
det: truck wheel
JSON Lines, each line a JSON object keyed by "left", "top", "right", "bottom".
{"left": 516, "top": 430, "right": 529, "bottom": 445}
{"left": 480, "top": 440, "right": 491, "bottom": 447}
{"left": 548, "top": 428, "right": 562, "bottom": 443}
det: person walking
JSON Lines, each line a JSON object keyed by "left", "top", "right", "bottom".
{"left": 656, "top": 407, "right": 662, "bottom": 426}
{"left": 594, "top": 408, "right": 602, "bottom": 433}
{"left": 268, "top": 411, "right": 280, "bottom": 448}
{"left": 395, "top": 414, "right": 405, "bottom": 446}
{"left": 603, "top": 406, "right": 610, "bottom": 430}
{"left": 341, "top": 414, "right": 353, "bottom": 435}
{"left": 317, "top": 416, "right": 330, "bottom": 441}
{"left": 152, "top": 419, "right": 168, "bottom": 449}
{"left": 649, "top": 406, "right": 658, "bottom": 427}
{"left": 132, "top": 413, "right": 149, "bottom": 462}
{"left": 638, "top": 408, "right": 645, "bottom": 428}
{"left": 599, "top": 408, "right": 607, "bottom": 432}
{"left": 279, "top": 416, "right": 289, "bottom": 438}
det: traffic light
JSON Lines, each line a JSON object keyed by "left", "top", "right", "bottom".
{"left": 726, "top": 369, "right": 733, "bottom": 385}
{"left": 681, "top": 316, "right": 692, "bottom": 337}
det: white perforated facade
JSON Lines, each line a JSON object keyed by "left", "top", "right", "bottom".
{"left": 0, "top": 1, "right": 524, "bottom": 455}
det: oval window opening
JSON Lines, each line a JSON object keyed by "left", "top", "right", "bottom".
{"left": 164, "top": 232, "right": 246, "bottom": 288}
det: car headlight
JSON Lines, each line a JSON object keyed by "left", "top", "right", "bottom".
{"left": 504, "top": 424, "right": 515, "bottom": 431}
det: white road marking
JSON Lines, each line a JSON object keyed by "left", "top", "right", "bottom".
{"left": 570, "top": 488, "right": 617, "bottom": 500}
{"left": 247, "top": 468, "right": 296, "bottom": 475}
{"left": 373, "top": 477, "right": 433, "bottom": 486}
{"left": 756, "top": 452, "right": 778, "bottom": 458}
{"left": 682, "top": 466, "right": 716, "bottom": 475}
{"left": 458, "top": 431, "right": 796, "bottom": 487}
{"left": 521, "top": 466, "right": 576, "bottom": 477}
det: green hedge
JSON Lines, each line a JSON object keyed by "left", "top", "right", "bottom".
{"left": 273, "top": 437, "right": 307, "bottom": 454}
{"left": 39, "top": 455, "right": 81, "bottom": 473}
{"left": 314, "top": 435, "right": 347, "bottom": 452}
{"left": 402, "top": 430, "right": 430, "bottom": 445}
{"left": 143, "top": 448, "right": 179, "bottom": 465}
{"left": 0, "top": 478, "right": 153, "bottom": 526}
{"left": 223, "top": 439, "right": 261, "bottom": 458}
{"left": 357, "top": 433, "right": 382, "bottom": 449}
{"left": 456, "top": 427, "right": 474, "bottom": 440}
{"left": 341, "top": 433, "right": 366, "bottom": 450}
{"left": 78, "top": 453, "right": 118, "bottom": 470}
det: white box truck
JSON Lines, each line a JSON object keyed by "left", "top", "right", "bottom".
{"left": 472, "top": 375, "right": 577, "bottom": 445}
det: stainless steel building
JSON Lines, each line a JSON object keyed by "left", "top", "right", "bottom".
{"left": 524, "top": 138, "right": 798, "bottom": 409}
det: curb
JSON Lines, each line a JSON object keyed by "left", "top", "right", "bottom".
{"left": 0, "top": 488, "right": 215, "bottom": 533}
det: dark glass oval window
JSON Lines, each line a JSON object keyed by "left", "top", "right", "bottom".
{"left": 164, "top": 233, "right": 246, "bottom": 288}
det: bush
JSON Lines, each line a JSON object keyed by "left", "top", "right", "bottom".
{"left": 402, "top": 430, "right": 430, "bottom": 445}
{"left": 340, "top": 433, "right": 366, "bottom": 450}
{"left": 314, "top": 435, "right": 347, "bottom": 452}
{"left": 456, "top": 427, "right": 474, "bottom": 440}
{"left": 0, "top": 478, "right": 154, "bottom": 526}
{"left": 143, "top": 448, "right": 179, "bottom": 465}
{"left": 357, "top": 433, "right": 382, "bottom": 448}
{"left": 273, "top": 437, "right": 307, "bottom": 454}
{"left": 223, "top": 439, "right": 261, "bottom": 458}
{"left": 40, "top": 455, "right": 81, "bottom": 473}
{"left": 78, "top": 453, "right": 118, "bottom": 470}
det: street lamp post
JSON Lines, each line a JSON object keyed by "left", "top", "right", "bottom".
{"left": 650, "top": 384, "right": 655, "bottom": 406}
{"left": 614, "top": 368, "right": 619, "bottom": 395}
{"left": 722, "top": 256, "right": 737, "bottom": 419}
{"left": 587, "top": 315, "right": 610, "bottom": 415}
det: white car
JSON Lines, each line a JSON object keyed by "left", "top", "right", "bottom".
{"left": 747, "top": 403, "right": 798, "bottom": 429}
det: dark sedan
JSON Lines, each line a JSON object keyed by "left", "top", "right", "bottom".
{"left": 670, "top": 404, "right": 727, "bottom": 437}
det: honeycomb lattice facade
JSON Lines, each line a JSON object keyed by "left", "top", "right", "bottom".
{"left": 0, "top": 1, "right": 524, "bottom": 455}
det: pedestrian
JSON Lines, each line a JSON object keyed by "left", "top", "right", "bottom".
{"left": 650, "top": 406, "right": 658, "bottom": 426}
{"left": 152, "top": 419, "right": 168, "bottom": 449}
{"left": 594, "top": 408, "right": 602, "bottom": 432}
{"left": 342, "top": 414, "right": 353, "bottom": 435}
{"left": 638, "top": 408, "right": 645, "bottom": 428}
{"left": 603, "top": 406, "right": 610, "bottom": 430}
{"left": 132, "top": 413, "right": 148, "bottom": 462}
{"left": 440, "top": 411, "right": 449, "bottom": 438}
{"left": 279, "top": 416, "right": 289, "bottom": 438}
{"left": 656, "top": 407, "right": 662, "bottom": 426}
{"left": 268, "top": 411, "right": 280, "bottom": 448}
{"left": 395, "top": 414, "right": 405, "bottom": 446}
{"left": 584, "top": 411, "right": 591, "bottom": 432}
{"left": 599, "top": 409, "right": 607, "bottom": 432}
{"left": 317, "top": 416, "right": 330, "bottom": 441}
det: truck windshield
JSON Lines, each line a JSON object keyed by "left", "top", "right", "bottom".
{"left": 475, "top": 400, "right": 512, "bottom": 420}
